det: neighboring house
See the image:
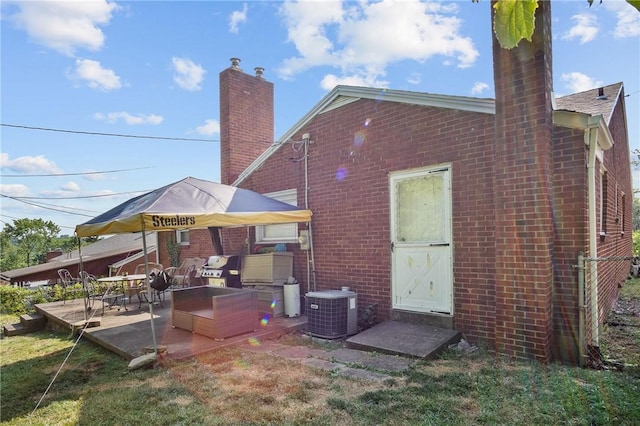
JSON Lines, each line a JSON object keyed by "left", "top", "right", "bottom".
{"left": 158, "top": 3, "right": 632, "bottom": 363}
{"left": 2, "top": 232, "right": 157, "bottom": 286}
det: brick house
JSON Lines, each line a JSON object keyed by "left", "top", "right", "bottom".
{"left": 158, "top": 2, "right": 632, "bottom": 363}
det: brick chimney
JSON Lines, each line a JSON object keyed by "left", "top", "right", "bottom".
{"left": 492, "top": 1, "right": 555, "bottom": 361}
{"left": 219, "top": 58, "right": 274, "bottom": 185}
{"left": 46, "top": 249, "right": 63, "bottom": 262}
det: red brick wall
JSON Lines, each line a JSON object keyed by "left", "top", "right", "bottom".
{"left": 551, "top": 126, "right": 589, "bottom": 362}
{"left": 157, "top": 230, "right": 216, "bottom": 267}
{"left": 236, "top": 97, "right": 497, "bottom": 336}
{"left": 491, "top": 1, "right": 555, "bottom": 361}
{"left": 595, "top": 92, "right": 633, "bottom": 326}
{"left": 219, "top": 60, "right": 274, "bottom": 185}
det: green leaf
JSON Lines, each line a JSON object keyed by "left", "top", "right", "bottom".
{"left": 627, "top": 0, "right": 640, "bottom": 13}
{"left": 493, "top": 0, "right": 539, "bottom": 49}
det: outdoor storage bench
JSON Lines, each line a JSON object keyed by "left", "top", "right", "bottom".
{"left": 171, "top": 286, "right": 258, "bottom": 340}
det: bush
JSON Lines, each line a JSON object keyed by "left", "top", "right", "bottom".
{"left": 0, "top": 286, "right": 37, "bottom": 315}
{"left": 0, "top": 284, "right": 84, "bottom": 315}
{"left": 633, "top": 230, "right": 640, "bottom": 257}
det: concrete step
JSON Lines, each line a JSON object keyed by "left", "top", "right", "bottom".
{"left": 345, "top": 320, "right": 461, "bottom": 359}
{"left": 3, "top": 322, "right": 28, "bottom": 337}
{"left": 2, "top": 313, "right": 47, "bottom": 337}
{"left": 20, "top": 313, "right": 46, "bottom": 331}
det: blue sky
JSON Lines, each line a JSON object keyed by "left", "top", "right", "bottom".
{"left": 1, "top": 0, "right": 639, "bottom": 235}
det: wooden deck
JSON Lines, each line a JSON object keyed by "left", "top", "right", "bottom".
{"left": 35, "top": 295, "right": 307, "bottom": 361}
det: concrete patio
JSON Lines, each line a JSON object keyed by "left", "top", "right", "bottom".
{"left": 31, "top": 293, "right": 461, "bottom": 366}
{"left": 34, "top": 295, "right": 307, "bottom": 361}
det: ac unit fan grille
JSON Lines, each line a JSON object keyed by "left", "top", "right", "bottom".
{"left": 306, "top": 296, "right": 348, "bottom": 338}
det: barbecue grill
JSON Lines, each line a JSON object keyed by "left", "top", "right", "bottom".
{"left": 199, "top": 255, "right": 241, "bottom": 288}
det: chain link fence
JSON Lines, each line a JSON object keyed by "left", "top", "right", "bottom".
{"left": 578, "top": 254, "right": 634, "bottom": 367}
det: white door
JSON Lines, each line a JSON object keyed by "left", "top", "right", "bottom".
{"left": 390, "top": 166, "right": 452, "bottom": 314}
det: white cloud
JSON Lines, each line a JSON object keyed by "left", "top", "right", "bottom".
{"left": 320, "top": 73, "right": 389, "bottom": 91}
{"left": 195, "top": 119, "right": 220, "bottom": 136}
{"left": 0, "top": 184, "right": 31, "bottom": 197}
{"left": 93, "top": 112, "right": 163, "bottom": 125}
{"left": 604, "top": 0, "right": 640, "bottom": 38}
{"left": 229, "top": 3, "right": 248, "bottom": 34}
{"left": 471, "top": 81, "right": 490, "bottom": 95}
{"left": 70, "top": 59, "right": 121, "bottom": 91}
{"left": 278, "top": 0, "right": 478, "bottom": 85}
{"left": 562, "top": 13, "right": 599, "bottom": 44}
{"left": 561, "top": 72, "right": 604, "bottom": 93}
{"left": 0, "top": 152, "right": 62, "bottom": 174}
{"left": 7, "top": 0, "right": 120, "bottom": 56}
{"left": 82, "top": 170, "right": 106, "bottom": 181}
{"left": 172, "top": 57, "right": 206, "bottom": 91}
{"left": 61, "top": 181, "right": 80, "bottom": 192}
{"left": 407, "top": 72, "right": 421, "bottom": 85}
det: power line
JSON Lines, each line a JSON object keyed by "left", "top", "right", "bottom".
{"left": 1, "top": 194, "right": 96, "bottom": 217}
{"left": 4, "top": 190, "right": 149, "bottom": 200}
{"left": 1, "top": 166, "right": 152, "bottom": 178}
{"left": 1, "top": 123, "right": 220, "bottom": 143}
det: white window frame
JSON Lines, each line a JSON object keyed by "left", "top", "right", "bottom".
{"left": 176, "top": 229, "right": 189, "bottom": 245}
{"left": 255, "top": 189, "right": 299, "bottom": 244}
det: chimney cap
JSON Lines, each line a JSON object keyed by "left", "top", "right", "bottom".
{"left": 230, "top": 57, "right": 241, "bottom": 70}
{"left": 254, "top": 67, "right": 265, "bottom": 78}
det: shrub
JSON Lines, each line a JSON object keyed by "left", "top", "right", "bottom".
{"left": 0, "top": 283, "right": 84, "bottom": 315}
{"left": 0, "top": 286, "right": 36, "bottom": 315}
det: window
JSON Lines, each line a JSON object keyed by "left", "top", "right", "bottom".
{"left": 621, "top": 192, "right": 626, "bottom": 235}
{"left": 176, "top": 229, "right": 189, "bottom": 245}
{"left": 600, "top": 169, "right": 607, "bottom": 236}
{"left": 255, "top": 189, "right": 299, "bottom": 243}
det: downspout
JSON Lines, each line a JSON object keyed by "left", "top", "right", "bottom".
{"left": 586, "top": 125, "right": 599, "bottom": 347}
{"left": 577, "top": 252, "right": 586, "bottom": 366}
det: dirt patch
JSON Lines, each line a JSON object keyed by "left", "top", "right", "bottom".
{"left": 165, "top": 346, "right": 398, "bottom": 424}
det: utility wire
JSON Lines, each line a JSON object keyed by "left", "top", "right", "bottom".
{"left": 6, "top": 190, "right": 149, "bottom": 200}
{"left": 1, "top": 123, "right": 219, "bottom": 143}
{"left": 1, "top": 167, "right": 152, "bottom": 178}
{"left": 32, "top": 310, "right": 99, "bottom": 416}
{"left": 1, "top": 195, "right": 96, "bottom": 217}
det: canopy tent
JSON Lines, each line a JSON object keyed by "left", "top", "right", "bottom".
{"left": 74, "top": 176, "right": 312, "bottom": 360}
{"left": 75, "top": 176, "right": 312, "bottom": 237}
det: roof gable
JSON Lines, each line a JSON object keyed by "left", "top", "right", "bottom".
{"left": 555, "top": 82, "right": 623, "bottom": 125}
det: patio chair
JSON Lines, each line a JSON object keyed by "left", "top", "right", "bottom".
{"left": 165, "top": 257, "right": 204, "bottom": 287}
{"left": 84, "top": 273, "right": 127, "bottom": 315}
{"left": 57, "top": 269, "right": 77, "bottom": 304}
{"left": 134, "top": 262, "right": 164, "bottom": 276}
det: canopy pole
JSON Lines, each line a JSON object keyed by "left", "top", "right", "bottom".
{"left": 77, "top": 235, "right": 88, "bottom": 322}
{"left": 142, "top": 225, "right": 158, "bottom": 355}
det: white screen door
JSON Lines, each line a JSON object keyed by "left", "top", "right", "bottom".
{"left": 390, "top": 166, "right": 452, "bottom": 314}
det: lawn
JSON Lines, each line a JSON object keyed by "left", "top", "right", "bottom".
{"left": 1, "top": 280, "right": 639, "bottom": 425}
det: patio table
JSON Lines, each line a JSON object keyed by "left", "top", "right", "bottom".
{"left": 97, "top": 274, "right": 147, "bottom": 310}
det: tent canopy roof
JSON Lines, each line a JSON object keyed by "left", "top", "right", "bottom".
{"left": 75, "top": 177, "right": 312, "bottom": 237}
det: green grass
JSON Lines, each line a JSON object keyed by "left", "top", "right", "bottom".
{"left": 325, "top": 351, "right": 640, "bottom": 426}
{"left": 0, "top": 331, "right": 213, "bottom": 425}
{"left": 2, "top": 280, "right": 640, "bottom": 425}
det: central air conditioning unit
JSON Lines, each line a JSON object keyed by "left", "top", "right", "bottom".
{"left": 305, "top": 289, "right": 358, "bottom": 339}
